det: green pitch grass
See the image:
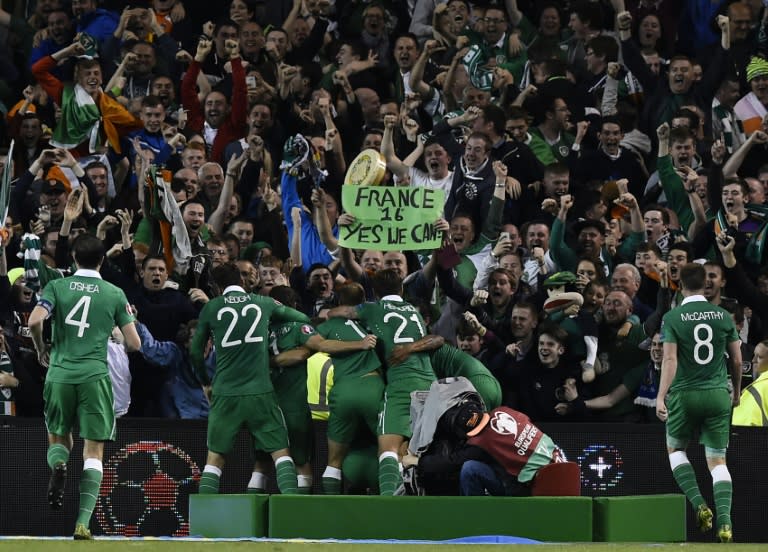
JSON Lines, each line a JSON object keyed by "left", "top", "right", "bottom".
{"left": 0, "top": 542, "right": 763, "bottom": 551}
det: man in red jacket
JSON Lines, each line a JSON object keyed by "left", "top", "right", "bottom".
{"left": 32, "top": 38, "right": 142, "bottom": 156}
{"left": 181, "top": 37, "right": 247, "bottom": 164}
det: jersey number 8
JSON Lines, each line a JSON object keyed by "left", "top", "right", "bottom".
{"left": 693, "top": 323, "right": 714, "bottom": 365}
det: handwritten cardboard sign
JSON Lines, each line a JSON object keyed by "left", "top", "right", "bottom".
{"left": 340, "top": 186, "right": 444, "bottom": 251}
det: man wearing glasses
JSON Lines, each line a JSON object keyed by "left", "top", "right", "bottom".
{"left": 206, "top": 237, "right": 230, "bottom": 268}
{"left": 462, "top": 6, "right": 524, "bottom": 91}
{"left": 529, "top": 95, "right": 576, "bottom": 163}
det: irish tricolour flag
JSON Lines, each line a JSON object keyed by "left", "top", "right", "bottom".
{"left": 51, "top": 84, "right": 101, "bottom": 152}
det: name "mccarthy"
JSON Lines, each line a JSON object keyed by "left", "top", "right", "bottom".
{"left": 680, "top": 311, "right": 724, "bottom": 322}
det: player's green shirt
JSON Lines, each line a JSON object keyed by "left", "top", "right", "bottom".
{"left": 357, "top": 295, "right": 434, "bottom": 382}
{"left": 191, "top": 285, "right": 310, "bottom": 395}
{"left": 269, "top": 320, "right": 316, "bottom": 403}
{"left": 661, "top": 295, "right": 738, "bottom": 392}
{"left": 316, "top": 317, "right": 382, "bottom": 381}
{"left": 39, "top": 269, "right": 134, "bottom": 384}
{"left": 430, "top": 344, "right": 485, "bottom": 379}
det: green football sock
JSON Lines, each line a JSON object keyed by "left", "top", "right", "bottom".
{"left": 712, "top": 465, "right": 733, "bottom": 530}
{"left": 297, "top": 475, "right": 312, "bottom": 494}
{"left": 199, "top": 466, "right": 221, "bottom": 494}
{"left": 246, "top": 472, "right": 266, "bottom": 494}
{"left": 75, "top": 467, "right": 102, "bottom": 528}
{"left": 275, "top": 458, "right": 298, "bottom": 495}
{"left": 378, "top": 454, "right": 401, "bottom": 496}
{"left": 322, "top": 477, "right": 342, "bottom": 494}
{"left": 713, "top": 480, "right": 733, "bottom": 528}
{"left": 47, "top": 444, "right": 69, "bottom": 470}
{"left": 672, "top": 463, "right": 705, "bottom": 510}
{"left": 322, "top": 466, "right": 342, "bottom": 494}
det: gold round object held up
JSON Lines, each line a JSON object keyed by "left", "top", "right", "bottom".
{"left": 344, "top": 149, "right": 386, "bottom": 186}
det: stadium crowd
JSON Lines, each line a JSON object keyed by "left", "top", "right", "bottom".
{"left": 1, "top": 0, "right": 768, "bottom": 495}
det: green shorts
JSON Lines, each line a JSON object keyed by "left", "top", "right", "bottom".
{"left": 207, "top": 392, "right": 289, "bottom": 456}
{"left": 327, "top": 372, "right": 384, "bottom": 444}
{"left": 271, "top": 378, "right": 313, "bottom": 465}
{"left": 44, "top": 376, "right": 116, "bottom": 441}
{"left": 280, "top": 407, "right": 313, "bottom": 466}
{"left": 378, "top": 376, "right": 434, "bottom": 438}
{"left": 666, "top": 388, "right": 732, "bottom": 451}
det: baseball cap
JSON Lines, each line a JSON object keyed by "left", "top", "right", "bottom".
{"left": 77, "top": 32, "right": 98, "bottom": 60}
{"left": 448, "top": 399, "right": 489, "bottom": 438}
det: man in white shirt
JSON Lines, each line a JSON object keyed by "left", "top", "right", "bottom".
{"left": 381, "top": 114, "right": 453, "bottom": 207}
{"left": 107, "top": 329, "right": 131, "bottom": 417}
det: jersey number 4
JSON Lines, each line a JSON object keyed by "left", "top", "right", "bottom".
{"left": 64, "top": 296, "right": 92, "bottom": 338}
{"left": 218, "top": 305, "right": 264, "bottom": 348}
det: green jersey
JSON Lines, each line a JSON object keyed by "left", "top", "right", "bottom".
{"left": 269, "top": 320, "right": 317, "bottom": 400}
{"left": 316, "top": 317, "right": 382, "bottom": 381}
{"left": 462, "top": 30, "right": 528, "bottom": 88}
{"left": 357, "top": 295, "right": 434, "bottom": 381}
{"left": 661, "top": 296, "right": 738, "bottom": 392}
{"left": 39, "top": 269, "right": 134, "bottom": 384}
{"left": 191, "top": 285, "right": 310, "bottom": 395}
{"left": 525, "top": 132, "right": 558, "bottom": 166}
{"left": 529, "top": 127, "right": 575, "bottom": 163}
{"left": 430, "top": 344, "right": 478, "bottom": 378}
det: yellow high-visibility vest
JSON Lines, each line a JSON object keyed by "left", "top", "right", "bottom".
{"left": 733, "top": 371, "right": 768, "bottom": 427}
{"left": 306, "top": 352, "right": 334, "bottom": 421}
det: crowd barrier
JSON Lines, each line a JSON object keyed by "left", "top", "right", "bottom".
{"left": 0, "top": 417, "right": 765, "bottom": 542}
